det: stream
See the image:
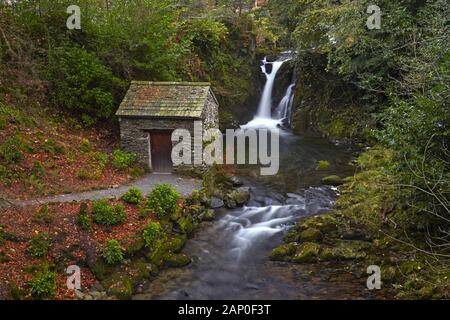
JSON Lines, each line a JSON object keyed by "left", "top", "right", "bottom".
{"left": 134, "top": 55, "right": 384, "bottom": 300}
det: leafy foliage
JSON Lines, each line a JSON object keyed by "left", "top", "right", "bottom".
{"left": 112, "top": 150, "right": 136, "bottom": 170}
{"left": 76, "top": 203, "right": 92, "bottom": 231}
{"left": 122, "top": 188, "right": 143, "bottom": 205}
{"left": 102, "top": 239, "right": 124, "bottom": 265}
{"left": 27, "top": 233, "right": 51, "bottom": 258}
{"left": 28, "top": 265, "right": 57, "bottom": 299}
{"left": 142, "top": 222, "right": 162, "bottom": 249}
{"left": 93, "top": 200, "right": 126, "bottom": 226}
{"left": 47, "top": 46, "right": 125, "bottom": 123}
{"left": 0, "top": 135, "right": 27, "bottom": 164}
{"left": 146, "top": 184, "right": 180, "bottom": 219}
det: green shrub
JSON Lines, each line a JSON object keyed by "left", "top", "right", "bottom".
{"left": 122, "top": 188, "right": 143, "bottom": 205}
{"left": 93, "top": 152, "right": 109, "bottom": 169}
{"left": 28, "top": 265, "right": 57, "bottom": 299}
{"left": 33, "top": 205, "right": 54, "bottom": 224}
{"left": 0, "top": 225, "right": 5, "bottom": 245}
{"left": 112, "top": 150, "right": 136, "bottom": 170}
{"left": 47, "top": 47, "right": 125, "bottom": 122}
{"left": 76, "top": 167, "right": 102, "bottom": 180}
{"left": 42, "top": 138, "right": 65, "bottom": 155}
{"left": 147, "top": 184, "right": 180, "bottom": 219}
{"left": 27, "top": 234, "right": 51, "bottom": 258}
{"left": 0, "top": 102, "right": 35, "bottom": 127}
{"left": 80, "top": 138, "right": 92, "bottom": 153}
{"left": 93, "top": 200, "right": 126, "bottom": 225}
{"left": 142, "top": 222, "right": 162, "bottom": 248}
{"left": 0, "top": 135, "right": 26, "bottom": 163}
{"left": 31, "top": 161, "right": 46, "bottom": 178}
{"left": 76, "top": 203, "right": 92, "bottom": 231}
{"left": 102, "top": 239, "right": 124, "bottom": 265}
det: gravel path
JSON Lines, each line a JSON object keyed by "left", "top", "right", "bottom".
{"left": 3, "top": 174, "right": 201, "bottom": 208}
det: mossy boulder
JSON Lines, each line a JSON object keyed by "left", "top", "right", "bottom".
{"left": 105, "top": 276, "right": 133, "bottom": 300}
{"left": 319, "top": 240, "right": 370, "bottom": 261}
{"left": 101, "top": 259, "right": 155, "bottom": 299}
{"left": 166, "top": 235, "right": 187, "bottom": 253}
{"left": 145, "top": 239, "right": 171, "bottom": 267}
{"left": 269, "top": 243, "right": 297, "bottom": 261}
{"left": 292, "top": 242, "right": 321, "bottom": 263}
{"left": 177, "top": 214, "right": 194, "bottom": 235}
{"left": 283, "top": 230, "right": 299, "bottom": 243}
{"left": 226, "top": 187, "right": 250, "bottom": 208}
{"left": 125, "top": 237, "right": 145, "bottom": 256}
{"left": 321, "top": 175, "right": 344, "bottom": 186}
{"left": 202, "top": 209, "right": 216, "bottom": 221}
{"left": 164, "top": 253, "right": 191, "bottom": 268}
{"left": 299, "top": 228, "right": 323, "bottom": 242}
{"left": 89, "top": 258, "right": 116, "bottom": 281}
{"left": 299, "top": 215, "right": 338, "bottom": 234}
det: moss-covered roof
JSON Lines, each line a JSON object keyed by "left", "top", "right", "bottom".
{"left": 116, "top": 81, "right": 214, "bottom": 119}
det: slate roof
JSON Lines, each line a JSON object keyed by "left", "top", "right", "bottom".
{"left": 116, "top": 81, "right": 216, "bottom": 119}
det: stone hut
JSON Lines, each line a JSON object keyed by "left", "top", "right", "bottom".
{"left": 116, "top": 81, "right": 219, "bottom": 173}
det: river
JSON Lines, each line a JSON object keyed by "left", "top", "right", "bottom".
{"left": 134, "top": 55, "right": 385, "bottom": 300}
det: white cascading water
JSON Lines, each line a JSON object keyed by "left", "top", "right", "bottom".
{"left": 275, "top": 83, "right": 295, "bottom": 124}
{"left": 256, "top": 58, "right": 286, "bottom": 118}
{"left": 242, "top": 56, "right": 291, "bottom": 129}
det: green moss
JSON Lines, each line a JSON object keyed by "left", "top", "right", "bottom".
{"left": 269, "top": 243, "right": 297, "bottom": 261}
{"left": 166, "top": 235, "right": 187, "bottom": 253}
{"left": 178, "top": 214, "right": 194, "bottom": 235}
{"left": 164, "top": 253, "right": 191, "bottom": 268}
{"left": 299, "top": 228, "right": 323, "bottom": 242}
{"left": 316, "top": 160, "right": 330, "bottom": 170}
{"left": 292, "top": 242, "right": 321, "bottom": 263}
{"left": 321, "top": 175, "right": 344, "bottom": 186}
{"left": 105, "top": 276, "right": 133, "bottom": 300}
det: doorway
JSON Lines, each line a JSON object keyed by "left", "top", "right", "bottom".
{"left": 149, "top": 130, "right": 173, "bottom": 173}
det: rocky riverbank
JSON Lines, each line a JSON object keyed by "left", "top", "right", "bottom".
{"left": 270, "top": 147, "right": 450, "bottom": 300}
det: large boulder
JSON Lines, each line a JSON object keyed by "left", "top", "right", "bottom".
{"left": 210, "top": 197, "right": 224, "bottom": 209}
{"left": 226, "top": 187, "right": 250, "bottom": 207}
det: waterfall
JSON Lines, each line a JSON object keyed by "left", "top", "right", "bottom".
{"left": 275, "top": 83, "right": 295, "bottom": 125}
{"left": 241, "top": 54, "right": 294, "bottom": 129}
{"left": 256, "top": 58, "right": 287, "bottom": 118}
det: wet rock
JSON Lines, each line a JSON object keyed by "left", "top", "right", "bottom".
{"left": 263, "top": 198, "right": 282, "bottom": 206}
{"left": 229, "top": 176, "right": 244, "bottom": 187}
{"left": 225, "top": 198, "right": 237, "bottom": 209}
{"left": 210, "top": 197, "right": 224, "bottom": 209}
{"left": 299, "top": 228, "right": 323, "bottom": 242}
{"left": 105, "top": 277, "right": 133, "bottom": 300}
{"left": 164, "top": 253, "right": 192, "bottom": 268}
{"left": 321, "top": 175, "right": 344, "bottom": 186}
{"left": 269, "top": 243, "right": 297, "bottom": 261}
{"left": 226, "top": 187, "right": 250, "bottom": 208}
{"left": 166, "top": 235, "right": 187, "bottom": 253}
{"left": 292, "top": 242, "right": 321, "bottom": 263}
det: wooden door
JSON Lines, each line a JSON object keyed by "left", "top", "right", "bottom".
{"left": 150, "top": 131, "right": 173, "bottom": 173}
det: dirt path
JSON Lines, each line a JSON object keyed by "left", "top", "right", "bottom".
{"left": 2, "top": 174, "right": 201, "bottom": 208}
